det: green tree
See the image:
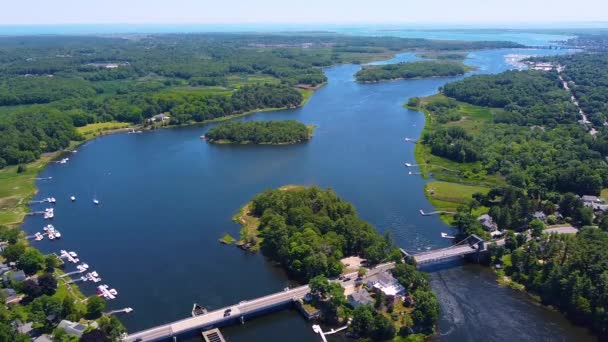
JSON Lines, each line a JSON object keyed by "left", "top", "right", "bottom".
{"left": 529, "top": 218, "right": 545, "bottom": 239}
{"left": 98, "top": 316, "right": 126, "bottom": 341}
{"left": 38, "top": 273, "right": 58, "bottom": 296}
{"left": 350, "top": 305, "right": 374, "bottom": 337}
{"left": 2, "top": 243, "right": 25, "bottom": 262}
{"left": 17, "top": 248, "right": 45, "bottom": 275}
{"left": 412, "top": 290, "right": 439, "bottom": 334}
{"left": 86, "top": 295, "right": 106, "bottom": 319}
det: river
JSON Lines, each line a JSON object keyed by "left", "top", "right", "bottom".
{"left": 23, "top": 47, "right": 595, "bottom": 341}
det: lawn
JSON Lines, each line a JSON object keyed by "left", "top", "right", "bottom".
{"left": 411, "top": 94, "right": 505, "bottom": 187}
{"left": 425, "top": 181, "right": 490, "bottom": 224}
{"left": 0, "top": 157, "right": 52, "bottom": 226}
{"left": 76, "top": 122, "right": 131, "bottom": 140}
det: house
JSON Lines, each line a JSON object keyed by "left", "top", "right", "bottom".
{"left": 0, "top": 263, "right": 10, "bottom": 275}
{"left": 3, "top": 270, "right": 26, "bottom": 284}
{"left": 33, "top": 335, "right": 52, "bottom": 342}
{"left": 57, "top": 320, "right": 87, "bottom": 337}
{"left": 151, "top": 113, "right": 170, "bottom": 122}
{"left": 477, "top": 214, "right": 498, "bottom": 232}
{"left": 585, "top": 202, "right": 608, "bottom": 212}
{"left": 2, "top": 288, "right": 19, "bottom": 303}
{"left": 366, "top": 271, "right": 405, "bottom": 296}
{"left": 581, "top": 195, "right": 606, "bottom": 204}
{"left": 532, "top": 211, "right": 547, "bottom": 222}
{"left": 348, "top": 289, "right": 374, "bottom": 308}
{"left": 13, "top": 320, "right": 33, "bottom": 335}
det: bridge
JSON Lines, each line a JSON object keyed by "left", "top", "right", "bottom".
{"left": 124, "top": 236, "right": 487, "bottom": 341}
{"left": 401, "top": 234, "right": 486, "bottom": 265}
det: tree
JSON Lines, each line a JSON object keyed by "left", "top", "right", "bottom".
{"left": 357, "top": 267, "right": 367, "bottom": 278}
{"left": 529, "top": 218, "right": 545, "bottom": 239}
{"left": 45, "top": 255, "right": 59, "bottom": 272}
{"left": 350, "top": 305, "right": 374, "bottom": 337}
{"left": 80, "top": 330, "right": 111, "bottom": 342}
{"left": 372, "top": 314, "right": 396, "bottom": 340}
{"left": 21, "top": 279, "right": 42, "bottom": 299}
{"left": 52, "top": 328, "right": 79, "bottom": 342}
{"left": 17, "top": 248, "right": 44, "bottom": 275}
{"left": 98, "top": 316, "right": 126, "bottom": 341}
{"left": 2, "top": 243, "right": 25, "bottom": 262}
{"left": 38, "top": 273, "right": 58, "bottom": 296}
{"left": 309, "top": 275, "right": 330, "bottom": 298}
{"left": 600, "top": 215, "right": 608, "bottom": 232}
{"left": 86, "top": 295, "right": 106, "bottom": 319}
{"left": 412, "top": 290, "right": 439, "bottom": 334}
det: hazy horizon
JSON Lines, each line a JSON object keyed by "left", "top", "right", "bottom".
{"left": 2, "top": 0, "right": 607, "bottom": 26}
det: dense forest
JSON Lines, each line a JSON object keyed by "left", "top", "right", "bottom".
{"left": 442, "top": 70, "right": 579, "bottom": 126}
{"left": 0, "top": 34, "right": 521, "bottom": 168}
{"left": 249, "top": 186, "right": 402, "bottom": 281}
{"left": 540, "top": 54, "right": 608, "bottom": 126}
{"left": 355, "top": 61, "right": 473, "bottom": 82}
{"left": 205, "top": 120, "right": 311, "bottom": 144}
{"left": 489, "top": 228, "right": 608, "bottom": 339}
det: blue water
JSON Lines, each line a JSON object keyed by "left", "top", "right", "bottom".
{"left": 23, "top": 46, "right": 593, "bottom": 341}
{"left": 0, "top": 24, "right": 572, "bottom": 46}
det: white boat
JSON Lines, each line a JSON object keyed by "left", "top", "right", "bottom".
{"left": 54, "top": 231, "right": 61, "bottom": 238}
{"left": 48, "top": 233, "right": 55, "bottom": 240}
{"left": 70, "top": 196, "right": 76, "bottom": 202}
{"left": 81, "top": 263, "right": 89, "bottom": 269}
{"left": 404, "top": 163, "right": 412, "bottom": 167}
{"left": 91, "top": 271, "right": 99, "bottom": 277}
{"left": 69, "top": 251, "right": 78, "bottom": 257}
{"left": 93, "top": 199, "right": 100, "bottom": 205}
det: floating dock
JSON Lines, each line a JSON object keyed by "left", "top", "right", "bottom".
{"left": 201, "top": 328, "right": 226, "bottom": 342}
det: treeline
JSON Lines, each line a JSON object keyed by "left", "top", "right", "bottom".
{"left": 250, "top": 186, "right": 402, "bottom": 281}
{"left": 0, "top": 34, "right": 521, "bottom": 168}
{"left": 206, "top": 120, "right": 310, "bottom": 144}
{"left": 0, "top": 83, "right": 302, "bottom": 166}
{"left": 355, "top": 61, "right": 472, "bottom": 82}
{"left": 551, "top": 54, "right": 608, "bottom": 126}
{"left": 442, "top": 70, "right": 578, "bottom": 126}
{"left": 0, "top": 109, "right": 79, "bottom": 167}
{"left": 490, "top": 228, "right": 608, "bottom": 339}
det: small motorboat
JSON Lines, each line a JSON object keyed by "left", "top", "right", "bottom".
{"left": 192, "top": 303, "right": 207, "bottom": 317}
{"left": 93, "top": 199, "right": 100, "bottom": 205}
{"left": 404, "top": 163, "right": 413, "bottom": 167}
{"left": 70, "top": 196, "right": 76, "bottom": 202}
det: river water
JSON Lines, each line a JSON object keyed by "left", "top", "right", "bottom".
{"left": 23, "top": 47, "right": 595, "bottom": 341}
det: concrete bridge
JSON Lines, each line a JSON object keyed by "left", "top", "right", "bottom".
{"left": 122, "top": 235, "right": 487, "bottom": 342}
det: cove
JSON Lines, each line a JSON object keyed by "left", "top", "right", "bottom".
{"left": 23, "top": 48, "right": 594, "bottom": 341}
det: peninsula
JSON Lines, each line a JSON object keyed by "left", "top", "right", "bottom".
{"left": 205, "top": 120, "right": 314, "bottom": 145}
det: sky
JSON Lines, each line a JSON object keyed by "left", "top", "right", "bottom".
{"left": 1, "top": 0, "right": 607, "bottom": 26}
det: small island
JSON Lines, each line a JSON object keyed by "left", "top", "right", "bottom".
{"left": 204, "top": 120, "right": 314, "bottom": 145}
{"left": 227, "top": 185, "right": 439, "bottom": 339}
{"left": 355, "top": 60, "right": 475, "bottom": 83}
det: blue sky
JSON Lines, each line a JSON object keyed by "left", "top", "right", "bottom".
{"left": 2, "top": 0, "right": 607, "bottom": 25}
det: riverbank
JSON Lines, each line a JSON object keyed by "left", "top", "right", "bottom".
{"left": 407, "top": 94, "right": 504, "bottom": 224}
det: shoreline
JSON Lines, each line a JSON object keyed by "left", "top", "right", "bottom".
{"left": 207, "top": 125, "right": 316, "bottom": 145}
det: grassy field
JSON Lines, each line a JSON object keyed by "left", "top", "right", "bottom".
{"left": 76, "top": 121, "right": 132, "bottom": 140}
{"left": 0, "top": 157, "right": 55, "bottom": 226}
{"left": 408, "top": 94, "right": 507, "bottom": 224}
{"left": 410, "top": 94, "right": 505, "bottom": 187}
{"left": 425, "top": 181, "right": 490, "bottom": 224}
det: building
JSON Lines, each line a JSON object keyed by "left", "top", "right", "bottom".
{"left": 151, "top": 113, "right": 170, "bottom": 122}
{"left": 585, "top": 202, "right": 608, "bottom": 212}
{"left": 2, "top": 288, "right": 19, "bottom": 303}
{"left": 3, "top": 270, "right": 26, "bottom": 284}
{"left": 477, "top": 214, "right": 498, "bottom": 232}
{"left": 33, "top": 335, "right": 52, "bottom": 342}
{"left": 366, "top": 271, "right": 405, "bottom": 297}
{"left": 532, "top": 211, "right": 547, "bottom": 222}
{"left": 348, "top": 289, "right": 374, "bottom": 308}
{"left": 57, "top": 320, "right": 87, "bottom": 337}
{"left": 13, "top": 320, "right": 33, "bottom": 335}
{"left": 581, "top": 195, "right": 606, "bottom": 204}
